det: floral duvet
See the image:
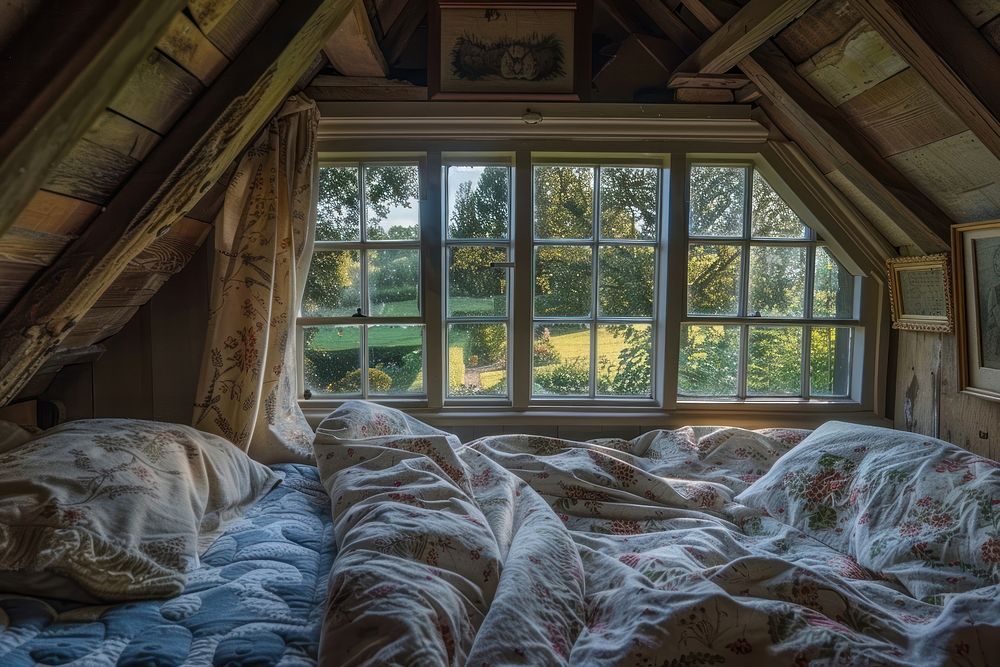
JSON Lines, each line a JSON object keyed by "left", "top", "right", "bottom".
{"left": 313, "top": 403, "right": 1000, "bottom": 666}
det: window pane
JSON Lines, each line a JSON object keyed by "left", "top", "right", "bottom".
{"left": 368, "top": 325, "right": 424, "bottom": 395}
{"left": 447, "top": 166, "right": 509, "bottom": 239}
{"left": 599, "top": 167, "right": 657, "bottom": 240}
{"left": 678, "top": 324, "right": 739, "bottom": 396}
{"left": 535, "top": 245, "right": 592, "bottom": 317}
{"left": 302, "top": 325, "right": 361, "bottom": 395}
{"left": 534, "top": 166, "right": 594, "bottom": 239}
{"left": 533, "top": 323, "right": 591, "bottom": 396}
{"left": 448, "top": 246, "right": 508, "bottom": 317}
{"left": 448, "top": 323, "right": 508, "bottom": 397}
{"left": 751, "top": 170, "right": 806, "bottom": 238}
{"left": 365, "top": 165, "right": 419, "bottom": 240}
{"left": 369, "top": 248, "right": 420, "bottom": 316}
{"left": 689, "top": 165, "right": 745, "bottom": 237}
{"left": 748, "top": 246, "right": 806, "bottom": 317}
{"left": 813, "top": 247, "right": 854, "bottom": 318}
{"left": 301, "top": 250, "right": 360, "bottom": 317}
{"left": 599, "top": 245, "right": 654, "bottom": 317}
{"left": 687, "top": 244, "right": 741, "bottom": 316}
{"left": 747, "top": 325, "right": 803, "bottom": 396}
{"left": 317, "top": 166, "right": 360, "bottom": 241}
{"left": 597, "top": 324, "right": 652, "bottom": 397}
{"left": 810, "top": 327, "right": 852, "bottom": 397}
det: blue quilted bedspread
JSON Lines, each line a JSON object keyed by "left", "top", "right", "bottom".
{"left": 0, "top": 464, "right": 334, "bottom": 666}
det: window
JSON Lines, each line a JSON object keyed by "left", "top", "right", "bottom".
{"left": 680, "top": 164, "right": 858, "bottom": 399}
{"left": 300, "top": 162, "right": 425, "bottom": 398}
{"left": 444, "top": 162, "right": 513, "bottom": 398}
{"left": 532, "top": 164, "right": 660, "bottom": 399}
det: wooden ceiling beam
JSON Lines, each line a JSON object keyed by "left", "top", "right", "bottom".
{"left": 677, "top": 0, "right": 952, "bottom": 253}
{"left": 630, "top": 0, "right": 702, "bottom": 53}
{"left": 381, "top": 0, "right": 425, "bottom": 66}
{"left": 674, "top": 0, "right": 817, "bottom": 74}
{"left": 323, "top": 0, "right": 389, "bottom": 77}
{"left": 850, "top": 0, "right": 1000, "bottom": 160}
{"left": 0, "top": 0, "right": 354, "bottom": 406}
{"left": 0, "top": 0, "right": 184, "bottom": 242}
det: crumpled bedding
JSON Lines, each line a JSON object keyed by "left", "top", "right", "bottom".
{"left": 314, "top": 407, "right": 1000, "bottom": 666}
{"left": 0, "top": 464, "right": 333, "bottom": 666}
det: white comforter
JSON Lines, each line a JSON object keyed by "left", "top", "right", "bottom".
{"left": 312, "top": 406, "right": 999, "bottom": 665}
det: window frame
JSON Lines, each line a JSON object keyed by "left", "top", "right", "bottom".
{"left": 299, "top": 143, "right": 879, "bottom": 420}
{"left": 680, "top": 159, "right": 862, "bottom": 402}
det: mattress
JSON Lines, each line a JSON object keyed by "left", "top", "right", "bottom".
{"left": 0, "top": 463, "right": 334, "bottom": 666}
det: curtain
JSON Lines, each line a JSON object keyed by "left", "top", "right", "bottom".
{"left": 193, "top": 95, "right": 318, "bottom": 464}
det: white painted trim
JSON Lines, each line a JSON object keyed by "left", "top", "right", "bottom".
{"left": 317, "top": 102, "right": 768, "bottom": 142}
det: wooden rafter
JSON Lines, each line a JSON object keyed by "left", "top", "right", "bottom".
{"left": 323, "top": 0, "right": 389, "bottom": 77}
{"left": 381, "top": 0, "right": 425, "bottom": 66}
{"left": 0, "top": 0, "right": 354, "bottom": 406}
{"left": 0, "top": 0, "right": 184, "bottom": 241}
{"left": 850, "top": 0, "right": 1000, "bottom": 160}
{"left": 678, "top": 0, "right": 952, "bottom": 253}
{"left": 673, "top": 0, "right": 816, "bottom": 75}
{"left": 630, "top": 0, "right": 701, "bottom": 53}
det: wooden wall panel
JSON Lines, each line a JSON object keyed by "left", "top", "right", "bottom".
{"left": 953, "top": 0, "right": 1000, "bottom": 27}
{"left": 206, "top": 0, "right": 280, "bottom": 59}
{"left": 797, "top": 22, "right": 907, "bottom": 105}
{"left": 108, "top": 50, "right": 203, "bottom": 134}
{"left": 773, "top": 0, "right": 860, "bottom": 64}
{"left": 157, "top": 13, "right": 229, "bottom": 85}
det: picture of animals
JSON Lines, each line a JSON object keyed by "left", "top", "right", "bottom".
{"left": 434, "top": 4, "right": 578, "bottom": 97}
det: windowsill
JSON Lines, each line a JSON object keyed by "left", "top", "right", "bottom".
{"left": 299, "top": 399, "right": 887, "bottom": 430}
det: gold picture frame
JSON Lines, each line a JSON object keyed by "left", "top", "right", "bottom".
{"left": 953, "top": 220, "right": 1000, "bottom": 402}
{"left": 886, "top": 253, "right": 953, "bottom": 333}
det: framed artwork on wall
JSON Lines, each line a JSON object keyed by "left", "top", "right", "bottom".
{"left": 886, "top": 254, "right": 953, "bottom": 333}
{"left": 428, "top": 0, "right": 591, "bottom": 100}
{"left": 953, "top": 220, "right": 1000, "bottom": 402}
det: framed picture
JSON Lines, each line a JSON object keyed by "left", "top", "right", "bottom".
{"left": 953, "top": 220, "right": 1000, "bottom": 402}
{"left": 886, "top": 254, "right": 953, "bottom": 333}
{"left": 429, "top": 0, "right": 591, "bottom": 100}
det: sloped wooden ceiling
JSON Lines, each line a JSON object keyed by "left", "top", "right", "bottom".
{"left": 1, "top": 0, "right": 999, "bottom": 408}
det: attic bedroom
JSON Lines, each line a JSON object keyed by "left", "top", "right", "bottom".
{"left": 0, "top": 0, "right": 998, "bottom": 664}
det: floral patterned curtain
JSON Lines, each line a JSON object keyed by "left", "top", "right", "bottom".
{"left": 193, "top": 95, "right": 318, "bottom": 464}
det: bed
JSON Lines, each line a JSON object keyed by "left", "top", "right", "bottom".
{"left": 0, "top": 405, "right": 996, "bottom": 666}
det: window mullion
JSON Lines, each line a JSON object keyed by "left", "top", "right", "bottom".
{"left": 512, "top": 150, "right": 533, "bottom": 409}
{"left": 663, "top": 155, "right": 685, "bottom": 408}
{"left": 424, "top": 151, "right": 444, "bottom": 408}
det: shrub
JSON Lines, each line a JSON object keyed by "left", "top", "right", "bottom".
{"left": 534, "top": 360, "right": 588, "bottom": 395}
{"left": 532, "top": 334, "right": 561, "bottom": 365}
{"left": 328, "top": 367, "right": 393, "bottom": 393}
{"left": 467, "top": 324, "right": 506, "bottom": 365}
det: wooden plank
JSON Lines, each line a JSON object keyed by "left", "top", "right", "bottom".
{"left": 796, "top": 22, "right": 907, "bottom": 105}
{"left": 824, "top": 169, "right": 913, "bottom": 248}
{"left": 0, "top": 0, "right": 183, "bottom": 242}
{"left": 674, "top": 88, "right": 734, "bottom": 102}
{"left": 157, "top": 11, "right": 230, "bottom": 85}
{"left": 773, "top": 0, "right": 861, "bottom": 64}
{"left": 381, "top": 0, "right": 425, "bottom": 65}
{"left": 984, "top": 15, "right": 1000, "bottom": 52}
{"left": 631, "top": 0, "right": 702, "bottom": 54}
{"left": 0, "top": 0, "right": 355, "bottom": 406}
{"left": 324, "top": 0, "right": 389, "bottom": 77}
{"left": 0, "top": 229, "right": 78, "bottom": 314}
{"left": 667, "top": 72, "right": 749, "bottom": 88}
{"left": 206, "top": 0, "right": 280, "bottom": 59}
{"left": 734, "top": 82, "right": 761, "bottom": 103}
{"left": 851, "top": 0, "right": 1000, "bottom": 161}
{"left": 189, "top": 0, "right": 242, "bottom": 34}
{"left": 674, "top": 0, "right": 816, "bottom": 74}
{"left": 741, "top": 41, "right": 951, "bottom": 252}
{"left": 938, "top": 332, "right": 1000, "bottom": 459}
{"left": 62, "top": 306, "right": 139, "bottom": 348}
{"left": 306, "top": 83, "right": 429, "bottom": 101}
{"left": 108, "top": 50, "right": 204, "bottom": 135}
{"left": 838, "top": 68, "right": 965, "bottom": 157}
{"left": 11, "top": 191, "right": 97, "bottom": 235}
{"left": 952, "top": 0, "right": 1000, "bottom": 28}
{"left": 887, "top": 131, "right": 1000, "bottom": 224}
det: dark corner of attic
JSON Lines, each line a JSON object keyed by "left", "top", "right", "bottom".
{"left": 0, "top": 0, "right": 998, "bottom": 664}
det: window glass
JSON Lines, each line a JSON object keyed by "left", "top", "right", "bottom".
{"left": 534, "top": 166, "right": 594, "bottom": 239}
{"left": 813, "top": 247, "right": 855, "bottom": 318}
{"left": 689, "top": 165, "right": 745, "bottom": 237}
{"left": 678, "top": 324, "right": 740, "bottom": 396}
{"left": 365, "top": 165, "right": 419, "bottom": 240}
{"left": 599, "top": 167, "right": 658, "bottom": 240}
{"left": 751, "top": 169, "right": 806, "bottom": 238}
{"left": 687, "top": 244, "right": 741, "bottom": 316}
{"left": 448, "top": 323, "right": 508, "bottom": 397}
{"left": 533, "top": 323, "right": 591, "bottom": 396}
{"left": 447, "top": 165, "right": 509, "bottom": 239}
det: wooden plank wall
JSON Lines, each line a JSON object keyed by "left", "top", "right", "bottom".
{"left": 2, "top": 0, "right": 279, "bottom": 401}
{"left": 774, "top": 0, "right": 1000, "bottom": 252}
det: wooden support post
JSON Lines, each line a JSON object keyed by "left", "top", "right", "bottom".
{"left": 0, "top": 0, "right": 354, "bottom": 406}
{"left": 851, "top": 0, "right": 1000, "bottom": 160}
{"left": 0, "top": 0, "right": 184, "bottom": 240}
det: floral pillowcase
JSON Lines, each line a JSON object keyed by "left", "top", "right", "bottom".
{"left": 736, "top": 421, "right": 1000, "bottom": 601}
{"left": 0, "top": 419, "right": 279, "bottom": 602}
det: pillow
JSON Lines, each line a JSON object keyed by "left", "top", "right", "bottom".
{"left": 315, "top": 400, "right": 455, "bottom": 441}
{"left": 0, "top": 419, "right": 279, "bottom": 601}
{"left": 736, "top": 421, "right": 1000, "bottom": 600}
{"left": 0, "top": 420, "right": 31, "bottom": 454}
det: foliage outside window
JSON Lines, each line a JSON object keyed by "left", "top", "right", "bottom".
{"left": 680, "top": 164, "right": 857, "bottom": 399}
{"left": 532, "top": 164, "right": 659, "bottom": 399}
{"left": 300, "top": 162, "right": 425, "bottom": 397}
